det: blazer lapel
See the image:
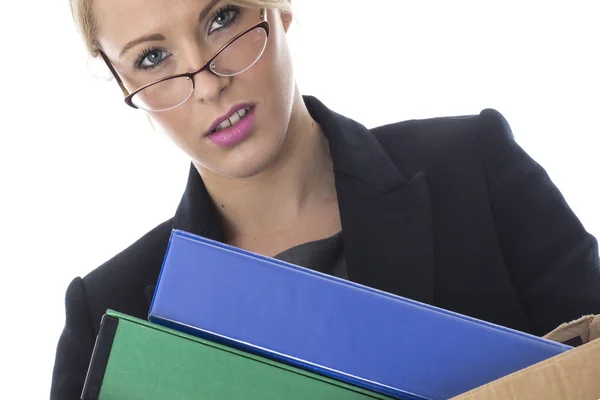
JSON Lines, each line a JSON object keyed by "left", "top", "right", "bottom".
{"left": 305, "top": 96, "right": 435, "bottom": 305}
{"left": 144, "top": 163, "right": 225, "bottom": 307}
{"left": 171, "top": 163, "right": 225, "bottom": 242}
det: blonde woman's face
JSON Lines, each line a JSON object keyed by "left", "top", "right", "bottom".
{"left": 95, "top": 0, "right": 295, "bottom": 178}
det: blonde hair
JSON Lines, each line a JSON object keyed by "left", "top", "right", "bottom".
{"left": 69, "top": 0, "right": 292, "bottom": 57}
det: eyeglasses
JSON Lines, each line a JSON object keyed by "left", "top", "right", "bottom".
{"left": 99, "top": 8, "right": 269, "bottom": 112}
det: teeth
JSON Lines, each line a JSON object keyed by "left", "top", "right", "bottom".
{"left": 229, "top": 111, "right": 241, "bottom": 126}
{"left": 214, "top": 108, "right": 250, "bottom": 132}
{"left": 216, "top": 119, "right": 231, "bottom": 131}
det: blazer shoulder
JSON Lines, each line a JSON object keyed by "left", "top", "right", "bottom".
{"left": 370, "top": 108, "right": 516, "bottom": 167}
{"left": 372, "top": 108, "right": 513, "bottom": 143}
{"left": 79, "top": 218, "right": 174, "bottom": 327}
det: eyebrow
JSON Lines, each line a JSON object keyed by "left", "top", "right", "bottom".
{"left": 118, "top": 0, "right": 222, "bottom": 59}
{"left": 119, "top": 33, "right": 166, "bottom": 58}
{"left": 199, "top": 0, "right": 222, "bottom": 26}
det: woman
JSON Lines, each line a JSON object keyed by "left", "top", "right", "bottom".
{"left": 51, "top": 0, "right": 600, "bottom": 398}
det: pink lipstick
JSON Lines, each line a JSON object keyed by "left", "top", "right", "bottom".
{"left": 206, "top": 104, "right": 256, "bottom": 147}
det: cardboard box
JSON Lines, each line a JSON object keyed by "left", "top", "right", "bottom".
{"left": 148, "top": 230, "right": 571, "bottom": 400}
{"left": 453, "top": 315, "right": 600, "bottom": 400}
{"left": 81, "top": 310, "right": 394, "bottom": 400}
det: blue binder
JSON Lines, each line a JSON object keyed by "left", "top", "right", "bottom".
{"left": 148, "top": 230, "right": 571, "bottom": 400}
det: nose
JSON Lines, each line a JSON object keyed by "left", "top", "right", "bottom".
{"left": 191, "top": 67, "right": 231, "bottom": 103}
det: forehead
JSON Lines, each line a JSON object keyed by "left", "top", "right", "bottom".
{"left": 95, "top": 0, "right": 214, "bottom": 57}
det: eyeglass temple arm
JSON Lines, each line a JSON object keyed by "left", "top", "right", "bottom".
{"left": 98, "top": 50, "right": 131, "bottom": 97}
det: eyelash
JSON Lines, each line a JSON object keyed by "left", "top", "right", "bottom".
{"left": 133, "top": 4, "right": 242, "bottom": 71}
{"left": 208, "top": 4, "right": 241, "bottom": 34}
{"left": 134, "top": 46, "right": 169, "bottom": 71}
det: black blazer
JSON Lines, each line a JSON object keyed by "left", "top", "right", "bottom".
{"left": 50, "top": 96, "right": 600, "bottom": 399}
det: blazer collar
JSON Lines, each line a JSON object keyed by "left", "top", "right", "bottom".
{"left": 146, "top": 95, "right": 434, "bottom": 307}
{"left": 304, "top": 96, "right": 408, "bottom": 193}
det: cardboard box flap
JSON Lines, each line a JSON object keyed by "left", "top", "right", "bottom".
{"left": 454, "top": 315, "right": 600, "bottom": 400}
{"left": 543, "top": 314, "right": 600, "bottom": 345}
{"left": 452, "top": 337, "right": 600, "bottom": 400}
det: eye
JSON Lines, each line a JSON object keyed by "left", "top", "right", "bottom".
{"left": 135, "top": 48, "right": 170, "bottom": 70}
{"left": 208, "top": 6, "right": 240, "bottom": 34}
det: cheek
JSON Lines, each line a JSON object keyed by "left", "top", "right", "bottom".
{"left": 250, "top": 23, "right": 296, "bottom": 119}
{"left": 265, "top": 24, "right": 294, "bottom": 87}
{"left": 148, "top": 109, "right": 197, "bottom": 150}
{"left": 236, "top": 10, "right": 295, "bottom": 99}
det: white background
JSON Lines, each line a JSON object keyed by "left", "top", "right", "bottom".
{"left": 1, "top": 1, "right": 599, "bottom": 398}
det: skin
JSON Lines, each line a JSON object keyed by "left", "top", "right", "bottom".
{"left": 95, "top": 0, "right": 341, "bottom": 256}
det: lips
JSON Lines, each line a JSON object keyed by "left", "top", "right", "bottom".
{"left": 206, "top": 105, "right": 257, "bottom": 147}
{"left": 212, "top": 107, "right": 253, "bottom": 132}
{"left": 205, "top": 103, "right": 256, "bottom": 136}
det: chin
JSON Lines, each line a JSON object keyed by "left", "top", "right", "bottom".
{"left": 198, "top": 139, "right": 284, "bottom": 180}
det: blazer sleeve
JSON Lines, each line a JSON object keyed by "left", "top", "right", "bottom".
{"left": 50, "top": 277, "right": 96, "bottom": 400}
{"left": 479, "top": 109, "right": 600, "bottom": 336}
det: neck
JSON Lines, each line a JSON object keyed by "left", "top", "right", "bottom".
{"left": 197, "top": 91, "right": 337, "bottom": 242}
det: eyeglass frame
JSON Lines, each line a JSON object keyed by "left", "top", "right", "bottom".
{"left": 98, "top": 8, "right": 270, "bottom": 111}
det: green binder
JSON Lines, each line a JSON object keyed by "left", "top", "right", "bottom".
{"left": 81, "top": 310, "right": 394, "bottom": 400}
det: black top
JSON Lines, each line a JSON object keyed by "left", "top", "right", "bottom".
{"left": 274, "top": 231, "right": 347, "bottom": 279}
{"left": 50, "top": 95, "right": 600, "bottom": 399}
